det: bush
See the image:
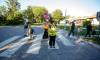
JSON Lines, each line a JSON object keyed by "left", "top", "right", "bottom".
{"left": 57, "top": 24, "right": 65, "bottom": 29}
{"left": 0, "top": 15, "right": 6, "bottom": 25}
{"left": 83, "top": 20, "right": 91, "bottom": 27}
{"left": 84, "top": 37, "right": 100, "bottom": 45}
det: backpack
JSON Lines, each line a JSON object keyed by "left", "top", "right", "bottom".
{"left": 30, "top": 28, "right": 35, "bottom": 34}
{"left": 43, "top": 24, "right": 49, "bottom": 29}
{"left": 24, "top": 23, "right": 28, "bottom": 29}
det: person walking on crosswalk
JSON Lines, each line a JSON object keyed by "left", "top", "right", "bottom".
{"left": 24, "top": 19, "right": 29, "bottom": 37}
{"left": 68, "top": 21, "right": 75, "bottom": 36}
{"left": 42, "top": 22, "right": 49, "bottom": 39}
{"left": 48, "top": 23, "right": 57, "bottom": 48}
{"left": 28, "top": 22, "right": 34, "bottom": 40}
{"left": 85, "top": 22, "right": 92, "bottom": 37}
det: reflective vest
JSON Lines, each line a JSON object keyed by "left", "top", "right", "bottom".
{"left": 49, "top": 26, "right": 57, "bottom": 36}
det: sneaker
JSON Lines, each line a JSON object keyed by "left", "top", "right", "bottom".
{"left": 53, "top": 46, "right": 55, "bottom": 48}
{"left": 50, "top": 46, "right": 52, "bottom": 48}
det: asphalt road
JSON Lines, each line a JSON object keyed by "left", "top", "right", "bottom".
{"left": 0, "top": 26, "right": 100, "bottom": 60}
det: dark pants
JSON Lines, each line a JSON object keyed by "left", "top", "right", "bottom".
{"left": 49, "top": 36, "right": 56, "bottom": 47}
{"left": 85, "top": 30, "right": 91, "bottom": 37}
{"left": 68, "top": 30, "right": 74, "bottom": 36}
{"left": 43, "top": 29, "right": 48, "bottom": 39}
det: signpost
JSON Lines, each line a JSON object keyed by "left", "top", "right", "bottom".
{"left": 97, "top": 12, "right": 100, "bottom": 21}
{"left": 96, "top": 12, "right": 100, "bottom": 37}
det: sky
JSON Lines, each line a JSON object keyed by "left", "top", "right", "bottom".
{"left": 0, "top": 0, "right": 100, "bottom": 17}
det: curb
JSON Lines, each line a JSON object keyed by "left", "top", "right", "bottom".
{"left": 86, "top": 41, "right": 100, "bottom": 50}
{"left": 79, "top": 36, "right": 100, "bottom": 50}
{"left": 75, "top": 36, "right": 100, "bottom": 50}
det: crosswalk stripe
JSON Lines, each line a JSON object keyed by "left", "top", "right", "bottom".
{"left": 55, "top": 41, "right": 59, "bottom": 49}
{"left": 0, "top": 37, "right": 29, "bottom": 58}
{"left": 48, "top": 41, "right": 59, "bottom": 49}
{"left": 57, "top": 31, "right": 75, "bottom": 46}
{"left": 0, "top": 36, "right": 21, "bottom": 48}
{"left": 26, "top": 34, "right": 43, "bottom": 54}
{"left": 0, "top": 29, "right": 75, "bottom": 58}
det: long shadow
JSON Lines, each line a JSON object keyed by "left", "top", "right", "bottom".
{"left": 14, "top": 38, "right": 50, "bottom": 60}
{"left": 19, "top": 37, "right": 49, "bottom": 60}
{"left": 8, "top": 40, "right": 33, "bottom": 60}
{"left": 0, "top": 36, "right": 24, "bottom": 53}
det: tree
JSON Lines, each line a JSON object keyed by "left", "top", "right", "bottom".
{"left": 4, "top": 0, "right": 23, "bottom": 25}
{"left": 0, "top": 6, "right": 7, "bottom": 15}
{"left": 0, "top": 6, "right": 7, "bottom": 25}
{"left": 23, "top": 6, "right": 48, "bottom": 23}
{"left": 6, "top": 0, "right": 20, "bottom": 21}
{"left": 23, "top": 6, "right": 34, "bottom": 21}
{"left": 52, "top": 9, "right": 63, "bottom": 23}
{"left": 83, "top": 19, "right": 91, "bottom": 27}
{"left": 32, "top": 6, "right": 47, "bottom": 23}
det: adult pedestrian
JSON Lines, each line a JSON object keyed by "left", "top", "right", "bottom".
{"left": 68, "top": 21, "right": 75, "bottom": 36}
{"left": 85, "top": 22, "right": 92, "bottom": 37}
{"left": 42, "top": 22, "right": 49, "bottom": 39}
{"left": 48, "top": 23, "right": 57, "bottom": 48}
{"left": 24, "top": 19, "right": 29, "bottom": 37}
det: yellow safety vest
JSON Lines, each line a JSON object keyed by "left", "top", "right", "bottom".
{"left": 48, "top": 26, "right": 57, "bottom": 36}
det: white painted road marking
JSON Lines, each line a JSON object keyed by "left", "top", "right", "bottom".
{"left": 48, "top": 41, "right": 59, "bottom": 49}
{"left": 0, "top": 36, "right": 21, "bottom": 48}
{"left": 57, "top": 31, "right": 75, "bottom": 46}
{"left": 26, "top": 34, "right": 43, "bottom": 54}
{"left": 0, "top": 37, "right": 29, "bottom": 58}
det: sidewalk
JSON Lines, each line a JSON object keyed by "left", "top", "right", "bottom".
{"left": 60, "top": 29, "right": 100, "bottom": 50}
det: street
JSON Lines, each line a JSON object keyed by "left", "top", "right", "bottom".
{"left": 0, "top": 26, "right": 100, "bottom": 60}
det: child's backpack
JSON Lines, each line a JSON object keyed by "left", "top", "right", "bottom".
{"left": 31, "top": 28, "right": 35, "bottom": 34}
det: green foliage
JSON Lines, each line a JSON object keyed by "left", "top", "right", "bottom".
{"left": 6, "top": 0, "right": 20, "bottom": 20}
{"left": 0, "top": 15, "right": 6, "bottom": 25}
{"left": 23, "top": 6, "right": 34, "bottom": 21}
{"left": 58, "top": 24, "right": 65, "bottom": 29}
{"left": 0, "top": 0, "right": 24, "bottom": 25}
{"left": 52, "top": 9, "right": 63, "bottom": 22}
{"left": 5, "top": 11, "right": 24, "bottom": 25}
{"left": 32, "top": 6, "right": 47, "bottom": 23}
{"left": 23, "top": 6, "right": 47, "bottom": 23}
{"left": 0, "top": 6, "right": 7, "bottom": 15}
{"left": 32, "top": 6, "right": 47, "bottom": 17}
{"left": 6, "top": 0, "right": 20, "bottom": 11}
{"left": 0, "top": 6, "right": 7, "bottom": 25}
{"left": 83, "top": 20, "right": 91, "bottom": 27}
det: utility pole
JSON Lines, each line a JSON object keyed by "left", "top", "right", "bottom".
{"left": 64, "top": 8, "right": 67, "bottom": 30}
{"left": 65, "top": 8, "right": 67, "bottom": 19}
